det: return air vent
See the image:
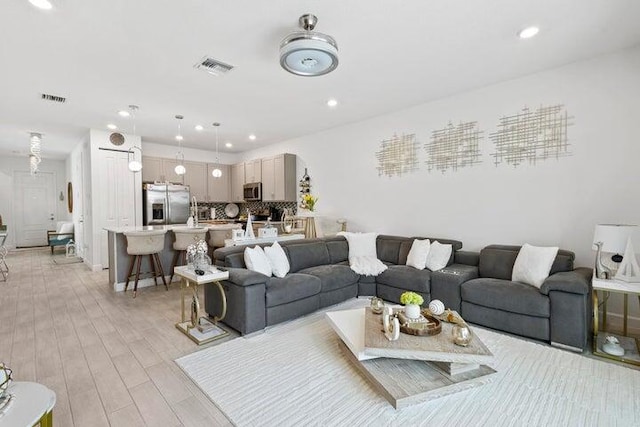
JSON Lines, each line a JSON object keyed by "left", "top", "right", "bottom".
{"left": 194, "top": 56, "right": 234, "bottom": 76}
{"left": 40, "top": 93, "right": 67, "bottom": 103}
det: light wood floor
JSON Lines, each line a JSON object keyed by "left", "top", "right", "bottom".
{"left": 0, "top": 248, "right": 235, "bottom": 427}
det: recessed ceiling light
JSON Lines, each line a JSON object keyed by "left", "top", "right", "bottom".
{"left": 175, "top": 135, "right": 184, "bottom": 141}
{"left": 107, "top": 124, "right": 117, "bottom": 130}
{"left": 195, "top": 125, "right": 204, "bottom": 131}
{"left": 327, "top": 98, "right": 338, "bottom": 108}
{"left": 29, "top": 0, "right": 53, "bottom": 10}
{"left": 518, "top": 26, "right": 539, "bottom": 39}
{"left": 225, "top": 142, "right": 233, "bottom": 148}
{"left": 118, "top": 110, "right": 130, "bottom": 117}
{"left": 248, "top": 134, "right": 256, "bottom": 141}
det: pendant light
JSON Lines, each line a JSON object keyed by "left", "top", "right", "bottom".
{"left": 211, "top": 122, "right": 222, "bottom": 178}
{"left": 127, "top": 105, "right": 143, "bottom": 172}
{"left": 174, "top": 115, "right": 186, "bottom": 175}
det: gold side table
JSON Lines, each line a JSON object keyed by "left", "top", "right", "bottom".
{"left": 173, "top": 266, "right": 229, "bottom": 345}
{"left": 592, "top": 276, "right": 640, "bottom": 366}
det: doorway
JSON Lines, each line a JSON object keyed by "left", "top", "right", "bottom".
{"left": 14, "top": 171, "right": 57, "bottom": 247}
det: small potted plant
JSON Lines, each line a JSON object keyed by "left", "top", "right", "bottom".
{"left": 400, "top": 291, "right": 424, "bottom": 319}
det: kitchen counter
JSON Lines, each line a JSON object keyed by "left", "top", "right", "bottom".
{"left": 223, "top": 234, "right": 305, "bottom": 247}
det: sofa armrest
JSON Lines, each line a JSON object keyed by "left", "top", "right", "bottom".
{"left": 454, "top": 251, "right": 480, "bottom": 267}
{"left": 226, "top": 267, "right": 270, "bottom": 287}
{"left": 430, "top": 264, "right": 479, "bottom": 312}
{"left": 539, "top": 267, "right": 592, "bottom": 296}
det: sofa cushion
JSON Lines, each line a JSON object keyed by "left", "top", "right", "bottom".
{"left": 512, "top": 244, "right": 559, "bottom": 288}
{"left": 326, "top": 238, "right": 349, "bottom": 264}
{"left": 479, "top": 245, "right": 575, "bottom": 279}
{"left": 377, "top": 236, "right": 407, "bottom": 264}
{"left": 376, "top": 265, "right": 432, "bottom": 293}
{"left": 286, "top": 241, "right": 331, "bottom": 273}
{"left": 461, "top": 278, "right": 550, "bottom": 317}
{"left": 266, "top": 273, "right": 321, "bottom": 307}
{"left": 298, "top": 265, "right": 359, "bottom": 293}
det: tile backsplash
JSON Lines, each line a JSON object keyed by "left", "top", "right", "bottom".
{"left": 200, "top": 201, "right": 297, "bottom": 220}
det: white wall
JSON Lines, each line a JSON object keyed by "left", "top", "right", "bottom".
{"left": 241, "top": 46, "right": 640, "bottom": 269}
{"left": 0, "top": 156, "right": 70, "bottom": 248}
{"left": 141, "top": 141, "right": 240, "bottom": 164}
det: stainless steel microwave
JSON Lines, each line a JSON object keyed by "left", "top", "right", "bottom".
{"left": 243, "top": 182, "right": 262, "bottom": 201}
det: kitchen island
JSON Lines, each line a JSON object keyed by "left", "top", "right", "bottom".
{"left": 104, "top": 224, "right": 304, "bottom": 292}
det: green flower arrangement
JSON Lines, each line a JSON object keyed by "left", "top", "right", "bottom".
{"left": 300, "top": 194, "right": 318, "bottom": 212}
{"left": 400, "top": 291, "right": 424, "bottom": 306}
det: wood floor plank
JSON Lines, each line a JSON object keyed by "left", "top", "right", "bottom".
{"left": 129, "top": 381, "right": 182, "bottom": 427}
{"left": 112, "top": 351, "right": 150, "bottom": 389}
{"left": 108, "top": 404, "right": 147, "bottom": 427}
{"left": 68, "top": 386, "right": 110, "bottom": 427}
{"left": 146, "top": 361, "right": 193, "bottom": 404}
{"left": 93, "top": 365, "right": 133, "bottom": 414}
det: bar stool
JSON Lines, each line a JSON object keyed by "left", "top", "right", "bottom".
{"left": 207, "top": 224, "right": 243, "bottom": 256}
{"left": 170, "top": 227, "right": 208, "bottom": 283}
{"left": 124, "top": 230, "right": 168, "bottom": 298}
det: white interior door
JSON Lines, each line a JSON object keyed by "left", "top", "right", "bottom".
{"left": 14, "top": 171, "right": 56, "bottom": 247}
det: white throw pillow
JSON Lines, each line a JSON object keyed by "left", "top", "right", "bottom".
{"left": 406, "top": 239, "right": 431, "bottom": 270}
{"left": 338, "top": 232, "right": 378, "bottom": 259}
{"left": 425, "top": 241, "right": 452, "bottom": 271}
{"left": 244, "top": 246, "right": 272, "bottom": 277}
{"left": 264, "top": 241, "right": 290, "bottom": 278}
{"left": 57, "top": 222, "right": 74, "bottom": 240}
{"left": 512, "top": 243, "right": 559, "bottom": 288}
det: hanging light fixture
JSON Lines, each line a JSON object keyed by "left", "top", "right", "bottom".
{"left": 211, "top": 122, "right": 222, "bottom": 178}
{"left": 127, "top": 105, "right": 143, "bottom": 172}
{"left": 29, "top": 132, "right": 42, "bottom": 175}
{"left": 174, "top": 115, "right": 186, "bottom": 175}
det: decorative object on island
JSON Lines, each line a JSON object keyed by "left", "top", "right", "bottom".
{"left": 592, "top": 224, "right": 640, "bottom": 281}
{"left": 29, "top": 132, "right": 42, "bottom": 175}
{"left": 452, "top": 323, "right": 473, "bottom": 347}
{"left": 174, "top": 114, "right": 186, "bottom": 175}
{"left": 280, "top": 14, "right": 338, "bottom": 77}
{"left": 370, "top": 297, "right": 385, "bottom": 314}
{"left": 428, "top": 299, "right": 445, "bottom": 316}
{"left": 400, "top": 291, "right": 424, "bottom": 319}
{"left": 211, "top": 122, "right": 222, "bottom": 178}
{"left": 127, "top": 105, "right": 143, "bottom": 172}
{"left": 300, "top": 193, "right": 318, "bottom": 212}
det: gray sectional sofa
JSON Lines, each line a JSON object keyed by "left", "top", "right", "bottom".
{"left": 207, "top": 236, "right": 592, "bottom": 351}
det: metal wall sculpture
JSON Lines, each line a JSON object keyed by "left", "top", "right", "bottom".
{"left": 375, "top": 133, "right": 420, "bottom": 177}
{"left": 489, "top": 104, "right": 573, "bottom": 167}
{"left": 424, "top": 121, "right": 483, "bottom": 173}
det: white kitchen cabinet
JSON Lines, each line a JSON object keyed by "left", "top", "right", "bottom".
{"left": 141, "top": 156, "right": 163, "bottom": 182}
{"left": 230, "top": 163, "right": 245, "bottom": 202}
{"left": 184, "top": 161, "right": 207, "bottom": 201}
{"left": 162, "top": 158, "right": 182, "bottom": 184}
{"left": 207, "top": 163, "right": 230, "bottom": 202}
{"left": 244, "top": 159, "right": 262, "bottom": 183}
{"left": 261, "top": 153, "right": 296, "bottom": 201}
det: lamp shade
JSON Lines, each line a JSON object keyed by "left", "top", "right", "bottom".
{"left": 592, "top": 224, "right": 639, "bottom": 253}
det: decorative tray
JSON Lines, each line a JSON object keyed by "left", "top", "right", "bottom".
{"left": 397, "top": 311, "right": 442, "bottom": 336}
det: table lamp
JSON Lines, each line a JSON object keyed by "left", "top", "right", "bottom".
{"left": 592, "top": 224, "right": 640, "bottom": 281}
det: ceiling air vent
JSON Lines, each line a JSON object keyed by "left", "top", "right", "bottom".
{"left": 41, "top": 93, "right": 67, "bottom": 103}
{"left": 194, "top": 56, "right": 234, "bottom": 76}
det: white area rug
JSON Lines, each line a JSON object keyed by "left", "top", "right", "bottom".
{"left": 176, "top": 299, "right": 640, "bottom": 426}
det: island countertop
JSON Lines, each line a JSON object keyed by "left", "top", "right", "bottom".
{"left": 103, "top": 223, "right": 240, "bottom": 233}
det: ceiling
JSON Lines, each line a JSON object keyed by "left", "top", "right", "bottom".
{"left": 1, "top": 0, "right": 639, "bottom": 159}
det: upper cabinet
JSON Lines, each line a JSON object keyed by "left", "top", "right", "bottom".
{"left": 261, "top": 153, "right": 296, "bottom": 201}
{"left": 184, "top": 161, "right": 207, "bottom": 201}
{"left": 244, "top": 159, "right": 262, "bottom": 183}
{"left": 230, "top": 163, "right": 245, "bottom": 202}
{"left": 141, "top": 156, "right": 163, "bottom": 182}
{"left": 207, "top": 163, "right": 230, "bottom": 202}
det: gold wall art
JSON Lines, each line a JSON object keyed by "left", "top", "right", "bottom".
{"left": 375, "top": 133, "right": 420, "bottom": 178}
{"left": 424, "top": 121, "right": 483, "bottom": 173}
{"left": 489, "top": 104, "right": 573, "bottom": 167}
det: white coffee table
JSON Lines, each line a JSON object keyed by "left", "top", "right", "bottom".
{"left": 326, "top": 307, "right": 497, "bottom": 409}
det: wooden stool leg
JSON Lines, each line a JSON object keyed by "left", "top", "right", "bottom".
{"left": 133, "top": 255, "right": 142, "bottom": 298}
{"left": 169, "top": 250, "right": 180, "bottom": 284}
{"left": 125, "top": 255, "right": 136, "bottom": 292}
{"left": 149, "top": 254, "right": 159, "bottom": 286}
{"left": 154, "top": 253, "right": 168, "bottom": 290}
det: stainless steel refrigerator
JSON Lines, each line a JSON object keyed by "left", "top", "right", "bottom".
{"left": 143, "top": 183, "right": 190, "bottom": 225}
